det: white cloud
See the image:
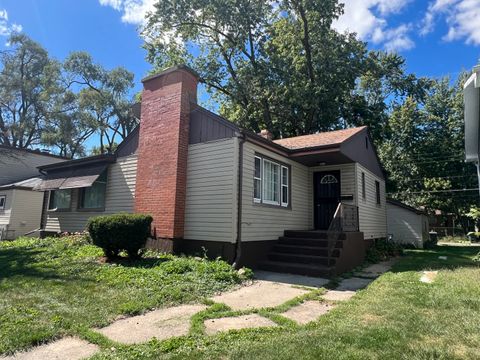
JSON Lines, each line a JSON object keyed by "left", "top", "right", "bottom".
{"left": 99, "top": 0, "right": 156, "bottom": 25}
{"left": 333, "top": 0, "right": 415, "bottom": 52}
{"left": 0, "top": 9, "right": 21, "bottom": 38}
{"left": 421, "top": 0, "right": 480, "bottom": 45}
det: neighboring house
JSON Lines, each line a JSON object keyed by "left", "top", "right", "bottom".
{"left": 387, "top": 199, "right": 429, "bottom": 248}
{"left": 33, "top": 65, "right": 387, "bottom": 276}
{"left": 464, "top": 65, "right": 480, "bottom": 180}
{"left": 0, "top": 146, "right": 65, "bottom": 240}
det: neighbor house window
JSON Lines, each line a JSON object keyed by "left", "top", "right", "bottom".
{"left": 0, "top": 195, "right": 5, "bottom": 210}
{"left": 361, "top": 172, "right": 366, "bottom": 200}
{"left": 48, "top": 189, "right": 72, "bottom": 210}
{"left": 375, "top": 180, "right": 381, "bottom": 205}
{"left": 253, "top": 154, "right": 289, "bottom": 207}
{"left": 79, "top": 171, "right": 107, "bottom": 210}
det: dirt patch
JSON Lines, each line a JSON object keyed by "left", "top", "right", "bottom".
{"left": 361, "top": 313, "right": 384, "bottom": 325}
{"left": 355, "top": 258, "right": 398, "bottom": 278}
{"left": 211, "top": 280, "right": 310, "bottom": 310}
{"left": 0, "top": 337, "right": 99, "bottom": 360}
{"left": 204, "top": 314, "right": 277, "bottom": 335}
{"left": 96, "top": 304, "right": 207, "bottom": 344}
{"left": 322, "top": 290, "right": 356, "bottom": 301}
{"left": 281, "top": 301, "right": 335, "bottom": 324}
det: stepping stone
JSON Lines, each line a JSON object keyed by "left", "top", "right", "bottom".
{"left": 322, "top": 290, "right": 356, "bottom": 301}
{"left": 204, "top": 314, "right": 277, "bottom": 335}
{"left": 211, "top": 280, "right": 310, "bottom": 310}
{"left": 0, "top": 337, "right": 99, "bottom": 360}
{"left": 96, "top": 304, "right": 207, "bottom": 344}
{"left": 336, "top": 277, "right": 373, "bottom": 291}
{"left": 281, "top": 301, "right": 335, "bottom": 324}
{"left": 420, "top": 271, "right": 438, "bottom": 283}
{"left": 254, "top": 271, "right": 329, "bottom": 288}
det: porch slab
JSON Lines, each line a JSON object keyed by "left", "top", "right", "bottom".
{"left": 322, "top": 290, "right": 356, "bottom": 301}
{"left": 204, "top": 314, "right": 277, "bottom": 335}
{"left": 254, "top": 270, "right": 329, "bottom": 288}
{"left": 336, "top": 277, "right": 373, "bottom": 291}
{"left": 211, "top": 280, "right": 310, "bottom": 310}
{"left": 0, "top": 337, "right": 99, "bottom": 360}
{"left": 96, "top": 304, "right": 207, "bottom": 344}
{"left": 281, "top": 301, "right": 335, "bottom": 324}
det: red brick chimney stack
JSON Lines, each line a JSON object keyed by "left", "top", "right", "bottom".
{"left": 135, "top": 65, "right": 199, "bottom": 239}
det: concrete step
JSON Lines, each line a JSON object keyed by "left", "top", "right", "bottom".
{"left": 259, "top": 260, "right": 335, "bottom": 277}
{"left": 268, "top": 252, "right": 336, "bottom": 266}
{"left": 284, "top": 230, "right": 347, "bottom": 240}
{"left": 278, "top": 236, "right": 344, "bottom": 248}
{"left": 272, "top": 244, "right": 340, "bottom": 257}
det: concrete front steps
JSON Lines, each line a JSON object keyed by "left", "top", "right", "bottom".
{"left": 259, "top": 230, "right": 364, "bottom": 277}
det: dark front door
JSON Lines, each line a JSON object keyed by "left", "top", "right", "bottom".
{"left": 314, "top": 171, "right": 341, "bottom": 230}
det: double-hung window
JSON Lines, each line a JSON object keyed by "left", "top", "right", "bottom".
{"left": 48, "top": 189, "right": 72, "bottom": 210}
{"left": 253, "top": 154, "right": 289, "bottom": 207}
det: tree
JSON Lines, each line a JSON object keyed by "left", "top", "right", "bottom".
{"left": 63, "top": 52, "right": 137, "bottom": 154}
{"left": 0, "top": 33, "right": 62, "bottom": 148}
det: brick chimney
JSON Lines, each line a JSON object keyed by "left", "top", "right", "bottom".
{"left": 259, "top": 129, "right": 273, "bottom": 141}
{"left": 135, "top": 65, "right": 199, "bottom": 239}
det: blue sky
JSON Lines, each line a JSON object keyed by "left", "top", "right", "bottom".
{"left": 0, "top": 0, "right": 478, "bottom": 96}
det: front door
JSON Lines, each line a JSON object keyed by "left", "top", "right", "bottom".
{"left": 314, "top": 171, "right": 341, "bottom": 230}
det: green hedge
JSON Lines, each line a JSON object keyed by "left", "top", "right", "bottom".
{"left": 87, "top": 213, "right": 153, "bottom": 259}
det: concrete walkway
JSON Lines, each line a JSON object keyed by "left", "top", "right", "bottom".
{"left": 3, "top": 259, "right": 397, "bottom": 359}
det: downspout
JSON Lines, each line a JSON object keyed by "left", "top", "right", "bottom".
{"left": 233, "top": 132, "right": 246, "bottom": 269}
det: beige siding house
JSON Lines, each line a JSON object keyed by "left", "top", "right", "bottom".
{"left": 32, "top": 65, "right": 388, "bottom": 276}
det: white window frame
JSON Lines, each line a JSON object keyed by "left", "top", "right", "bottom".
{"left": 281, "top": 166, "right": 289, "bottom": 207}
{"left": 262, "top": 158, "right": 280, "bottom": 206}
{"left": 254, "top": 156, "right": 262, "bottom": 203}
{"left": 253, "top": 154, "right": 290, "bottom": 208}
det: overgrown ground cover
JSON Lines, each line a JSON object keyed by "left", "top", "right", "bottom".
{"left": 91, "top": 244, "right": 480, "bottom": 360}
{"left": 0, "top": 236, "right": 248, "bottom": 355}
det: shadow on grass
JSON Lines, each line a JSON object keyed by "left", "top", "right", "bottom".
{"left": 391, "top": 244, "right": 480, "bottom": 273}
{"left": 0, "top": 247, "right": 96, "bottom": 282}
{"left": 114, "top": 256, "right": 171, "bottom": 269}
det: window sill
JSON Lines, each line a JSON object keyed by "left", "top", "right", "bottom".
{"left": 48, "top": 208, "right": 71, "bottom": 213}
{"left": 77, "top": 207, "right": 105, "bottom": 212}
{"left": 252, "top": 201, "right": 291, "bottom": 210}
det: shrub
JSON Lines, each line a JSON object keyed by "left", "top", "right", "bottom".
{"left": 366, "top": 238, "right": 403, "bottom": 263}
{"left": 87, "top": 213, "right": 153, "bottom": 260}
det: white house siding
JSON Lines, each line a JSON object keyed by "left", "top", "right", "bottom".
{"left": 0, "top": 148, "right": 64, "bottom": 185}
{"left": 387, "top": 203, "right": 425, "bottom": 247}
{"left": 0, "top": 189, "right": 13, "bottom": 237}
{"left": 7, "top": 189, "right": 44, "bottom": 239}
{"left": 44, "top": 154, "right": 137, "bottom": 232}
{"left": 241, "top": 141, "right": 311, "bottom": 242}
{"left": 356, "top": 163, "right": 387, "bottom": 240}
{"left": 184, "top": 138, "right": 237, "bottom": 243}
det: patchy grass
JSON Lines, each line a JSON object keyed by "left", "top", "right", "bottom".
{"left": 92, "top": 244, "right": 480, "bottom": 360}
{"left": 0, "top": 236, "right": 249, "bottom": 355}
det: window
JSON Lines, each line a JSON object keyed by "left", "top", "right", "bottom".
{"left": 375, "top": 180, "right": 381, "bottom": 205}
{"left": 253, "top": 154, "right": 289, "bottom": 208}
{"left": 48, "top": 189, "right": 72, "bottom": 210}
{"left": 254, "top": 156, "right": 262, "bottom": 203}
{"left": 320, "top": 174, "right": 338, "bottom": 184}
{"left": 263, "top": 159, "right": 280, "bottom": 205}
{"left": 281, "top": 166, "right": 289, "bottom": 207}
{"left": 361, "top": 172, "right": 366, "bottom": 200}
{"left": 0, "top": 195, "right": 5, "bottom": 210}
{"left": 79, "top": 171, "right": 107, "bottom": 210}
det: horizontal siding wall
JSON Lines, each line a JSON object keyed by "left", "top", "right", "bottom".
{"left": 0, "top": 189, "right": 13, "bottom": 229}
{"left": 9, "top": 189, "right": 44, "bottom": 238}
{"left": 387, "top": 204, "right": 423, "bottom": 247}
{"left": 45, "top": 155, "right": 137, "bottom": 232}
{"left": 241, "top": 142, "right": 310, "bottom": 242}
{"left": 184, "top": 138, "right": 237, "bottom": 242}
{"left": 356, "top": 163, "right": 387, "bottom": 240}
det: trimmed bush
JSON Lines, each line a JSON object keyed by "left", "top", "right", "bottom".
{"left": 87, "top": 213, "right": 153, "bottom": 260}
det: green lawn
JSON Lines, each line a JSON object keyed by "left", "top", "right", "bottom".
{"left": 0, "top": 236, "right": 248, "bottom": 355}
{"left": 2, "top": 237, "right": 480, "bottom": 360}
